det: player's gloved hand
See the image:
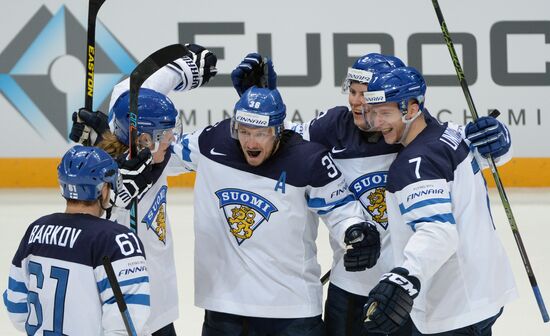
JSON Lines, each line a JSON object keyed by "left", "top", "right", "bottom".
{"left": 465, "top": 116, "right": 511, "bottom": 158}
{"left": 69, "top": 108, "right": 109, "bottom": 145}
{"left": 343, "top": 221, "right": 381, "bottom": 271}
{"left": 231, "top": 53, "right": 277, "bottom": 96}
{"left": 363, "top": 267, "right": 420, "bottom": 334}
{"left": 112, "top": 148, "right": 154, "bottom": 209}
{"left": 184, "top": 43, "right": 218, "bottom": 87}
{"left": 170, "top": 44, "right": 217, "bottom": 91}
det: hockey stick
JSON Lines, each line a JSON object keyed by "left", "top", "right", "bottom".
{"left": 102, "top": 256, "right": 137, "bottom": 336}
{"left": 321, "top": 270, "right": 330, "bottom": 285}
{"left": 128, "top": 44, "right": 189, "bottom": 232}
{"left": 79, "top": 0, "right": 107, "bottom": 145}
{"left": 431, "top": 0, "right": 549, "bottom": 323}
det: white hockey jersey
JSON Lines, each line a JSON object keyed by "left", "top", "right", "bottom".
{"left": 289, "top": 106, "right": 401, "bottom": 295}
{"left": 289, "top": 107, "right": 512, "bottom": 297}
{"left": 3, "top": 213, "right": 150, "bottom": 336}
{"left": 173, "top": 120, "right": 366, "bottom": 318}
{"left": 385, "top": 120, "right": 518, "bottom": 333}
{"left": 106, "top": 59, "right": 194, "bottom": 333}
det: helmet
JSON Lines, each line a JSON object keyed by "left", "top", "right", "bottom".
{"left": 342, "top": 53, "right": 406, "bottom": 93}
{"left": 58, "top": 145, "right": 118, "bottom": 201}
{"left": 364, "top": 66, "right": 426, "bottom": 113}
{"left": 231, "top": 87, "right": 286, "bottom": 139}
{"left": 111, "top": 88, "right": 179, "bottom": 147}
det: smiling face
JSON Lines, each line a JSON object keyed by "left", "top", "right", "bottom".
{"left": 369, "top": 102, "right": 405, "bottom": 144}
{"left": 348, "top": 82, "right": 370, "bottom": 131}
{"left": 236, "top": 124, "right": 278, "bottom": 167}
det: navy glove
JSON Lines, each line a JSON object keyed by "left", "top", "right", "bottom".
{"left": 69, "top": 108, "right": 109, "bottom": 145}
{"left": 363, "top": 267, "right": 420, "bottom": 334}
{"left": 465, "top": 116, "right": 511, "bottom": 158}
{"left": 184, "top": 43, "right": 218, "bottom": 87}
{"left": 231, "top": 53, "right": 277, "bottom": 96}
{"left": 112, "top": 149, "right": 153, "bottom": 209}
{"left": 344, "top": 221, "right": 381, "bottom": 271}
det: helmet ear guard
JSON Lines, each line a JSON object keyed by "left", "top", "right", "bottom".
{"left": 58, "top": 145, "right": 119, "bottom": 201}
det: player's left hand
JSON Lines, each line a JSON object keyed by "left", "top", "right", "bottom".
{"left": 231, "top": 53, "right": 277, "bottom": 96}
{"left": 344, "top": 221, "right": 381, "bottom": 271}
{"left": 363, "top": 267, "right": 420, "bottom": 334}
{"left": 112, "top": 148, "right": 154, "bottom": 209}
{"left": 184, "top": 43, "right": 218, "bottom": 87}
{"left": 69, "top": 108, "right": 109, "bottom": 145}
{"left": 465, "top": 116, "right": 511, "bottom": 158}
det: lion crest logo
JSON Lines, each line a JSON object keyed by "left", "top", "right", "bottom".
{"left": 228, "top": 205, "right": 256, "bottom": 239}
{"left": 215, "top": 188, "right": 278, "bottom": 245}
{"left": 366, "top": 187, "right": 388, "bottom": 227}
{"left": 349, "top": 172, "right": 389, "bottom": 230}
{"left": 142, "top": 186, "right": 168, "bottom": 244}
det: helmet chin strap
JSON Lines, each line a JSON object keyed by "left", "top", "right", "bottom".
{"left": 397, "top": 109, "right": 423, "bottom": 144}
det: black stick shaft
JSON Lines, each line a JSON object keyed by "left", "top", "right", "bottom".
{"left": 431, "top": 0, "right": 549, "bottom": 323}
{"left": 102, "top": 256, "right": 137, "bottom": 336}
{"left": 127, "top": 44, "right": 189, "bottom": 232}
{"left": 80, "top": 0, "right": 106, "bottom": 145}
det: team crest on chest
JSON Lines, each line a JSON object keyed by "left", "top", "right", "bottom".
{"left": 215, "top": 188, "right": 278, "bottom": 245}
{"left": 349, "top": 172, "right": 389, "bottom": 230}
{"left": 142, "top": 185, "right": 168, "bottom": 244}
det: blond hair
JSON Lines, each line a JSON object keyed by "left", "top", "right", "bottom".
{"left": 97, "top": 131, "right": 128, "bottom": 158}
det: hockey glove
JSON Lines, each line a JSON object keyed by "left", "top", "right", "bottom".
{"left": 112, "top": 148, "right": 153, "bottom": 209}
{"left": 231, "top": 53, "right": 277, "bottom": 96}
{"left": 185, "top": 43, "right": 218, "bottom": 87}
{"left": 363, "top": 267, "right": 420, "bottom": 334}
{"left": 344, "top": 221, "right": 381, "bottom": 271}
{"left": 465, "top": 116, "right": 511, "bottom": 158}
{"left": 69, "top": 108, "right": 109, "bottom": 145}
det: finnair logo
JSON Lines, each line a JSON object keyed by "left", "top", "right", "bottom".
{"left": 346, "top": 68, "right": 373, "bottom": 83}
{"left": 0, "top": 5, "right": 137, "bottom": 141}
{"left": 235, "top": 110, "right": 270, "bottom": 127}
{"left": 363, "top": 90, "right": 386, "bottom": 103}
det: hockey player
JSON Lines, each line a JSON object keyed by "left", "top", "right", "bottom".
{"left": 171, "top": 86, "right": 379, "bottom": 336}
{"left": 3, "top": 145, "right": 150, "bottom": 335}
{"left": 231, "top": 53, "right": 512, "bottom": 336}
{"left": 361, "top": 66, "right": 518, "bottom": 335}
{"left": 69, "top": 43, "right": 218, "bottom": 336}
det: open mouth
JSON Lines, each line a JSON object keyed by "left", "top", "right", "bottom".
{"left": 247, "top": 150, "right": 261, "bottom": 158}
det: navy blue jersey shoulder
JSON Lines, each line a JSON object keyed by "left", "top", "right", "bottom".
{"left": 13, "top": 213, "right": 144, "bottom": 268}
{"left": 198, "top": 119, "right": 339, "bottom": 187}
{"left": 306, "top": 106, "right": 401, "bottom": 159}
{"left": 387, "top": 121, "right": 470, "bottom": 192}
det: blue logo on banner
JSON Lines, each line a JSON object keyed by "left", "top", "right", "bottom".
{"left": 0, "top": 5, "right": 137, "bottom": 141}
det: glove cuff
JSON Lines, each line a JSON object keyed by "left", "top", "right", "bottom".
{"left": 382, "top": 267, "right": 421, "bottom": 299}
{"left": 168, "top": 57, "right": 200, "bottom": 91}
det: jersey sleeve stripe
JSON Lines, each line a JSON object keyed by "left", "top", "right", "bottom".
{"left": 8, "top": 277, "right": 28, "bottom": 294}
{"left": 104, "top": 293, "right": 150, "bottom": 306}
{"left": 307, "top": 194, "right": 354, "bottom": 209}
{"left": 407, "top": 213, "right": 457, "bottom": 231}
{"left": 3, "top": 290, "right": 28, "bottom": 314}
{"left": 399, "top": 198, "right": 452, "bottom": 215}
{"left": 97, "top": 276, "right": 150, "bottom": 294}
{"left": 181, "top": 135, "right": 192, "bottom": 162}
